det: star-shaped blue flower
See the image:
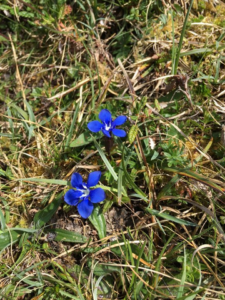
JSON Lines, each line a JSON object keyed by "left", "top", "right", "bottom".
{"left": 87, "top": 109, "right": 127, "bottom": 138}
{"left": 64, "top": 171, "right": 105, "bottom": 218}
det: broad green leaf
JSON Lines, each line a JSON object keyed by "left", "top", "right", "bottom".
{"left": 46, "top": 228, "right": 87, "bottom": 243}
{"left": 128, "top": 125, "right": 138, "bottom": 144}
{"left": 151, "top": 150, "right": 159, "bottom": 161}
{"left": 0, "top": 230, "right": 20, "bottom": 251}
{"left": 70, "top": 132, "right": 93, "bottom": 148}
{"left": 19, "top": 178, "right": 68, "bottom": 185}
{"left": 34, "top": 192, "right": 63, "bottom": 228}
{"left": 10, "top": 103, "right": 28, "bottom": 120}
{"left": 0, "top": 227, "right": 37, "bottom": 252}
{"left": 145, "top": 208, "right": 197, "bottom": 226}
{"left": 89, "top": 205, "right": 106, "bottom": 239}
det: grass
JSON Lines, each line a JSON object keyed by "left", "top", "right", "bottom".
{"left": 1, "top": 0, "right": 225, "bottom": 299}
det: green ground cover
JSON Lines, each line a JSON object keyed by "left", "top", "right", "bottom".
{"left": 1, "top": 0, "right": 225, "bottom": 299}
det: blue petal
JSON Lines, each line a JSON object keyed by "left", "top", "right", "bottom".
{"left": 87, "top": 171, "right": 101, "bottom": 188}
{"left": 71, "top": 173, "right": 83, "bottom": 189}
{"left": 90, "top": 188, "right": 106, "bottom": 203}
{"left": 112, "top": 128, "right": 126, "bottom": 137}
{"left": 87, "top": 121, "right": 103, "bottom": 132}
{"left": 102, "top": 128, "right": 111, "bottom": 138}
{"left": 99, "top": 109, "right": 111, "bottom": 125}
{"left": 77, "top": 199, "right": 94, "bottom": 218}
{"left": 112, "top": 116, "right": 127, "bottom": 127}
{"left": 64, "top": 189, "right": 82, "bottom": 206}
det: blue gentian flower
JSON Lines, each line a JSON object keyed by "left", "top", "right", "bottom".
{"left": 87, "top": 109, "right": 127, "bottom": 138}
{"left": 64, "top": 171, "right": 105, "bottom": 218}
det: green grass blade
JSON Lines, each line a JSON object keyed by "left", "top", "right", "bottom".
{"left": 133, "top": 241, "right": 146, "bottom": 298}
{"left": 145, "top": 208, "right": 197, "bottom": 227}
{"left": 176, "top": 246, "right": 186, "bottom": 298}
{"left": 7, "top": 228, "right": 37, "bottom": 233}
{"left": 171, "top": 9, "right": 176, "bottom": 75}
{"left": 117, "top": 163, "right": 123, "bottom": 205}
{"left": 122, "top": 148, "right": 146, "bottom": 198}
{"left": 93, "top": 275, "right": 105, "bottom": 300}
{"left": 7, "top": 107, "right": 14, "bottom": 135}
{"left": 19, "top": 178, "right": 68, "bottom": 185}
{"left": 25, "top": 99, "right": 36, "bottom": 123}
{"left": 173, "top": 0, "right": 194, "bottom": 74}
{"left": 92, "top": 135, "right": 118, "bottom": 181}
{"left": 59, "top": 290, "right": 81, "bottom": 300}
{"left": 187, "top": 138, "right": 213, "bottom": 168}
{"left": 24, "top": 99, "right": 36, "bottom": 140}
{"left": 153, "top": 233, "right": 175, "bottom": 290}
{"left": 163, "top": 167, "right": 225, "bottom": 194}
{"left": 65, "top": 103, "right": 80, "bottom": 149}
{"left": 180, "top": 48, "right": 212, "bottom": 57}
{"left": 175, "top": 289, "right": 205, "bottom": 300}
{"left": 0, "top": 208, "right": 6, "bottom": 230}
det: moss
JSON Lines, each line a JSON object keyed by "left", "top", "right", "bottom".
{"left": 198, "top": 0, "right": 206, "bottom": 10}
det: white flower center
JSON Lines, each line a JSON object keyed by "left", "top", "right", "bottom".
{"left": 82, "top": 189, "right": 89, "bottom": 197}
{"left": 77, "top": 185, "right": 90, "bottom": 198}
{"left": 104, "top": 122, "right": 111, "bottom": 131}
